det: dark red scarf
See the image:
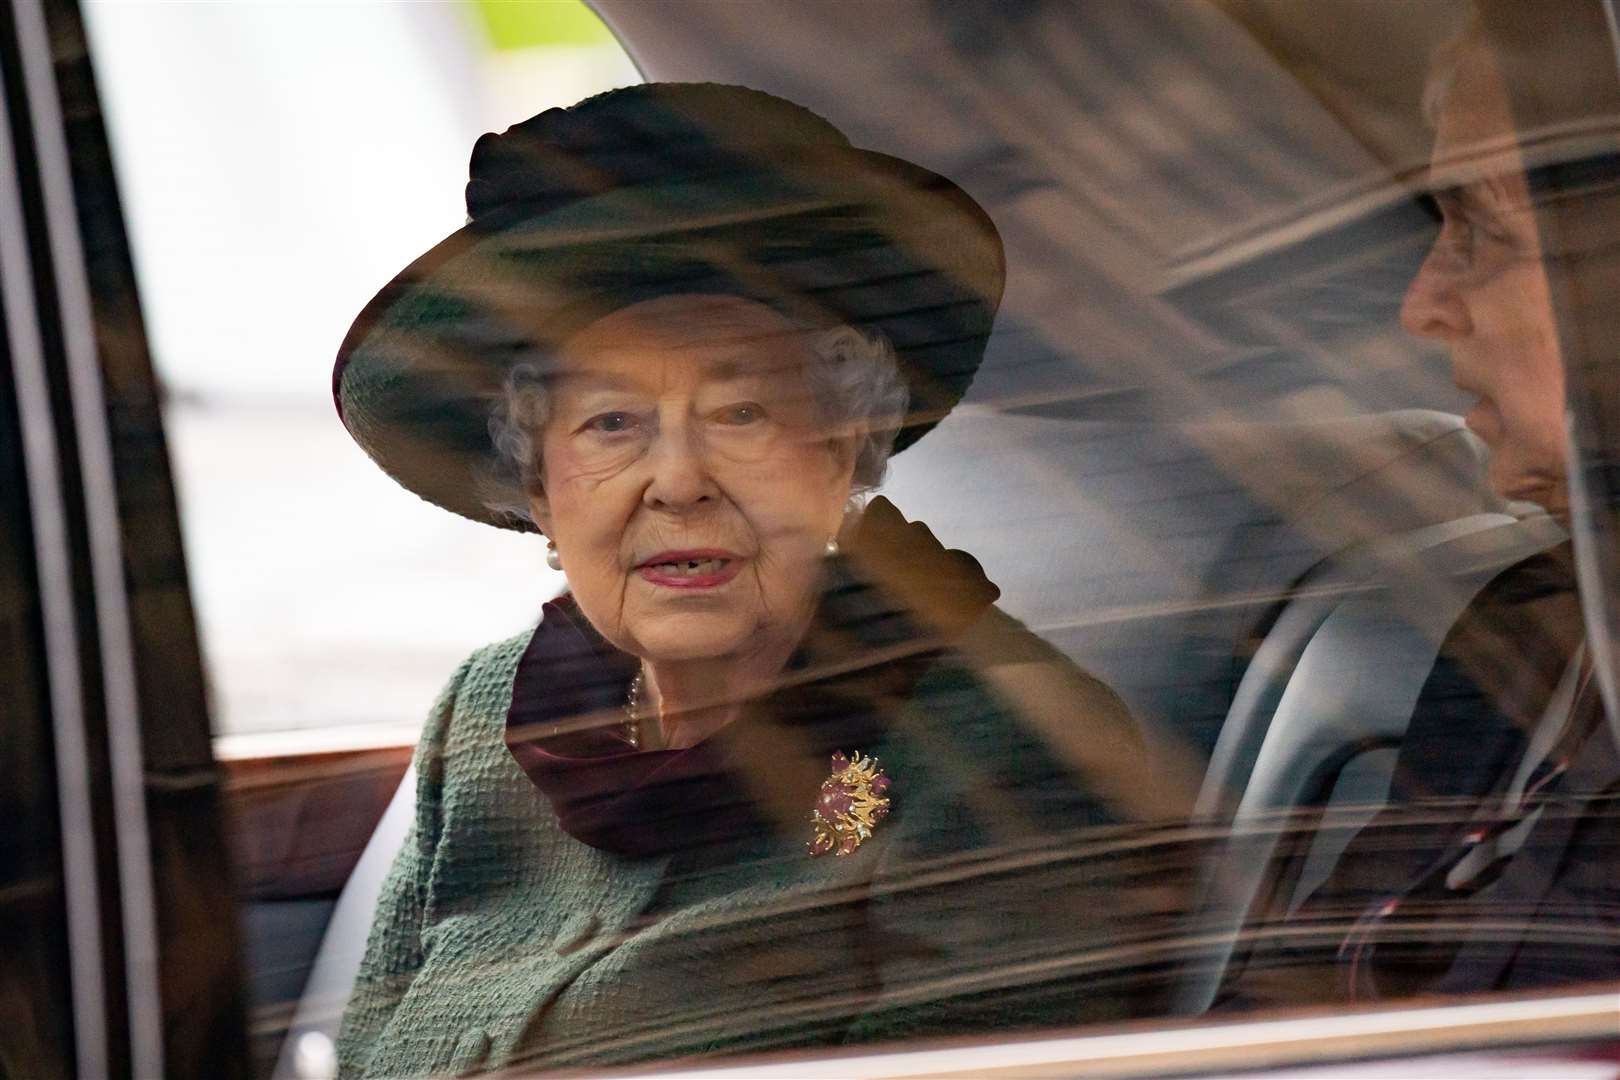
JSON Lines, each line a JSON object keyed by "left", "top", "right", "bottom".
{"left": 504, "top": 572, "right": 934, "bottom": 857}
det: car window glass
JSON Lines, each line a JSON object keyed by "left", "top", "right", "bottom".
{"left": 82, "top": 1, "right": 638, "bottom": 750}
{"left": 74, "top": 0, "right": 1620, "bottom": 1075}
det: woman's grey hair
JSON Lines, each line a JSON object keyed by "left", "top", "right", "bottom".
{"left": 483, "top": 323, "right": 909, "bottom": 528}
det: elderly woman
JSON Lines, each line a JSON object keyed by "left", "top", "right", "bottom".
{"left": 332, "top": 84, "right": 1149, "bottom": 1076}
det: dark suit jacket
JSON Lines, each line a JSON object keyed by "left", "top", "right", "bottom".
{"left": 1228, "top": 543, "right": 1620, "bottom": 1005}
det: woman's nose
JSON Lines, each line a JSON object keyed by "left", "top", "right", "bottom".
{"left": 642, "top": 420, "right": 717, "bottom": 511}
{"left": 1399, "top": 243, "right": 1472, "bottom": 341}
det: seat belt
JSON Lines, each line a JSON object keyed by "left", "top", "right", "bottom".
{"left": 1444, "top": 643, "right": 1589, "bottom": 890}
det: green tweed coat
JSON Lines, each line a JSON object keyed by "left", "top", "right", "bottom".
{"left": 335, "top": 626, "right": 1146, "bottom": 1078}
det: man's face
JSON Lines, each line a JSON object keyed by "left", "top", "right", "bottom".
{"left": 1400, "top": 46, "right": 1570, "bottom": 516}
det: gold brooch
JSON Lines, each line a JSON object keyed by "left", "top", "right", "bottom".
{"left": 809, "top": 751, "right": 891, "bottom": 856}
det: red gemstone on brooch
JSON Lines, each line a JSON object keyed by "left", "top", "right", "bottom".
{"left": 808, "top": 750, "right": 892, "bottom": 857}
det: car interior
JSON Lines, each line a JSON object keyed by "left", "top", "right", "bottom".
{"left": 252, "top": 0, "right": 1581, "bottom": 1070}
{"left": 251, "top": 1, "right": 1574, "bottom": 1071}
{"left": 9, "top": 0, "right": 1619, "bottom": 1077}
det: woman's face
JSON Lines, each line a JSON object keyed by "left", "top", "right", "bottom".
{"left": 530, "top": 294, "right": 858, "bottom": 665}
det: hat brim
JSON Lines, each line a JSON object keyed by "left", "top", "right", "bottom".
{"left": 334, "top": 146, "right": 1004, "bottom": 532}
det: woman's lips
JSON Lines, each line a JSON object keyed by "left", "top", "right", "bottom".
{"left": 635, "top": 550, "right": 743, "bottom": 589}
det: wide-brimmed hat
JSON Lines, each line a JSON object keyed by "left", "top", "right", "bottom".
{"left": 333, "top": 82, "right": 1005, "bottom": 532}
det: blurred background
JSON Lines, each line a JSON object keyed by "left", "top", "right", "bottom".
{"left": 83, "top": 0, "right": 639, "bottom": 752}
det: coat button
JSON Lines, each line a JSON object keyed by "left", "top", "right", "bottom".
{"left": 291, "top": 1031, "right": 337, "bottom": 1079}
{"left": 555, "top": 912, "right": 601, "bottom": 956}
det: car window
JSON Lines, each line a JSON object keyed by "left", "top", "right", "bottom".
{"left": 59, "top": 0, "right": 1620, "bottom": 1077}
{"left": 80, "top": 3, "right": 640, "bottom": 1071}
{"left": 82, "top": 0, "right": 638, "bottom": 751}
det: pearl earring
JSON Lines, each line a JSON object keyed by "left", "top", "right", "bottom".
{"left": 824, "top": 537, "right": 840, "bottom": 557}
{"left": 545, "top": 540, "right": 563, "bottom": 571}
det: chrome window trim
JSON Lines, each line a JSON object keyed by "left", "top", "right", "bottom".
{"left": 631, "top": 992, "right": 1620, "bottom": 1079}
{"left": 0, "top": 24, "right": 107, "bottom": 1078}
{"left": 11, "top": 0, "right": 164, "bottom": 1074}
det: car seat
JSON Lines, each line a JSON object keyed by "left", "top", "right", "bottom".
{"left": 272, "top": 766, "right": 416, "bottom": 1080}
{"left": 1174, "top": 510, "right": 1567, "bottom": 1015}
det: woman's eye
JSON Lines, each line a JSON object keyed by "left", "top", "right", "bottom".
{"left": 582, "top": 411, "right": 638, "bottom": 435}
{"left": 716, "top": 402, "right": 765, "bottom": 425}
